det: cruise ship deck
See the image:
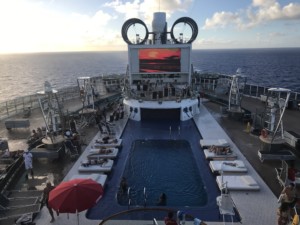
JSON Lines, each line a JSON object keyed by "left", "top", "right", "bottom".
{"left": 31, "top": 100, "right": 282, "bottom": 225}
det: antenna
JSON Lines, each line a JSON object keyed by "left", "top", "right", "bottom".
{"left": 159, "top": 0, "right": 160, "bottom": 12}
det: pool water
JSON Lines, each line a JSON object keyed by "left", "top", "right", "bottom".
{"left": 118, "top": 139, "right": 207, "bottom": 207}
{"left": 86, "top": 119, "right": 225, "bottom": 222}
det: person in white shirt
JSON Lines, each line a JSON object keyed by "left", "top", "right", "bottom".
{"left": 23, "top": 149, "right": 33, "bottom": 179}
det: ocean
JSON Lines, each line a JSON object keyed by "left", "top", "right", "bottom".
{"left": 0, "top": 48, "right": 300, "bottom": 102}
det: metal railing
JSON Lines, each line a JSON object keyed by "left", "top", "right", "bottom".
{"left": 0, "top": 86, "right": 80, "bottom": 121}
{"left": 195, "top": 73, "right": 300, "bottom": 102}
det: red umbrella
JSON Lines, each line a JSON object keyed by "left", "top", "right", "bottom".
{"left": 48, "top": 178, "right": 103, "bottom": 213}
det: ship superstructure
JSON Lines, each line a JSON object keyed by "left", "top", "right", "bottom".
{"left": 122, "top": 12, "right": 199, "bottom": 121}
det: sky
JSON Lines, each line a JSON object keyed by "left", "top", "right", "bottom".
{"left": 0, "top": 0, "right": 300, "bottom": 53}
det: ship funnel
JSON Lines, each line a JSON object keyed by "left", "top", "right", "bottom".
{"left": 152, "top": 12, "right": 167, "bottom": 44}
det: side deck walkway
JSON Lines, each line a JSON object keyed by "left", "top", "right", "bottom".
{"left": 194, "top": 104, "right": 277, "bottom": 225}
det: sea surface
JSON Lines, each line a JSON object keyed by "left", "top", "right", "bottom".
{"left": 0, "top": 48, "right": 300, "bottom": 102}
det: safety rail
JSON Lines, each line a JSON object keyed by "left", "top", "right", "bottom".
{"left": 153, "top": 218, "right": 159, "bottom": 225}
{"left": 0, "top": 156, "right": 24, "bottom": 192}
{"left": 0, "top": 86, "right": 80, "bottom": 121}
{"left": 195, "top": 73, "right": 300, "bottom": 102}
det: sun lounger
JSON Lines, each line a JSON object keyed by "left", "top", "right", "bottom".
{"left": 199, "top": 139, "right": 229, "bottom": 148}
{"left": 203, "top": 149, "right": 237, "bottom": 160}
{"left": 71, "top": 173, "right": 107, "bottom": 187}
{"left": 216, "top": 175, "right": 260, "bottom": 191}
{"left": 78, "top": 159, "right": 114, "bottom": 173}
{"left": 88, "top": 147, "right": 118, "bottom": 159}
{"left": 258, "top": 150, "right": 296, "bottom": 162}
{"left": 209, "top": 160, "right": 247, "bottom": 174}
{"left": 93, "top": 138, "right": 122, "bottom": 148}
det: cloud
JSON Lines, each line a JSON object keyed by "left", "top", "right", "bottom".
{"left": 203, "top": 0, "right": 300, "bottom": 30}
{"left": 203, "top": 11, "right": 241, "bottom": 29}
{"left": 0, "top": 0, "right": 116, "bottom": 53}
{"left": 104, "top": 0, "right": 193, "bottom": 25}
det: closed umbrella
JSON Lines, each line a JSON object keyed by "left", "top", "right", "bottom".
{"left": 48, "top": 178, "right": 103, "bottom": 224}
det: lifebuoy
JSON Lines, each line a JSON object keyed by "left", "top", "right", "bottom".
{"left": 261, "top": 129, "right": 268, "bottom": 138}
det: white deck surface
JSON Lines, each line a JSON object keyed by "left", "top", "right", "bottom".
{"left": 33, "top": 104, "right": 278, "bottom": 225}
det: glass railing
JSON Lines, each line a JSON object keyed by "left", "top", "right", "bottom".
{"left": 0, "top": 86, "right": 80, "bottom": 121}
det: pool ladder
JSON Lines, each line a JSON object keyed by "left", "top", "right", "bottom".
{"left": 143, "top": 187, "right": 147, "bottom": 207}
{"left": 169, "top": 126, "right": 181, "bottom": 139}
{"left": 127, "top": 187, "right": 147, "bottom": 208}
{"left": 127, "top": 187, "right": 131, "bottom": 209}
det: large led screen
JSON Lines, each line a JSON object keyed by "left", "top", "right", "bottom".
{"left": 139, "top": 48, "right": 181, "bottom": 73}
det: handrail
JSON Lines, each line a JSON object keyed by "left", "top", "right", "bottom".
{"left": 143, "top": 187, "right": 147, "bottom": 207}
{"left": 98, "top": 207, "right": 180, "bottom": 225}
{"left": 0, "top": 156, "right": 24, "bottom": 193}
{"left": 0, "top": 86, "right": 80, "bottom": 121}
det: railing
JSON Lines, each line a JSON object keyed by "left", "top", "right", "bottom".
{"left": 0, "top": 74, "right": 125, "bottom": 121}
{"left": 153, "top": 218, "right": 159, "bottom": 225}
{"left": 194, "top": 73, "right": 300, "bottom": 102}
{"left": 0, "top": 86, "right": 80, "bottom": 121}
{"left": 0, "top": 156, "right": 24, "bottom": 193}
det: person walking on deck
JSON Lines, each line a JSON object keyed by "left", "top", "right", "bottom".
{"left": 42, "top": 182, "right": 59, "bottom": 223}
{"left": 23, "top": 149, "right": 33, "bottom": 179}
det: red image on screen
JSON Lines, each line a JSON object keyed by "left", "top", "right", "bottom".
{"left": 139, "top": 48, "right": 181, "bottom": 73}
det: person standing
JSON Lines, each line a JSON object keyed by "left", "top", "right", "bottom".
{"left": 277, "top": 202, "right": 290, "bottom": 225}
{"left": 287, "top": 161, "right": 299, "bottom": 185}
{"left": 42, "top": 182, "right": 59, "bottom": 223}
{"left": 120, "top": 177, "right": 128, "bottom": 194}
{"left": 23, "top": 149, "right": 33, "bottom": 179}
{"left": 157, "top": 193, "right": 167, "bottom": 206}
{"left": 69, "top": 117, "right": 77, "bottom": 134}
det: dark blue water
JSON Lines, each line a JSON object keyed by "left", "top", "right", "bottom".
{"left": 192, "top": 48, "right": 300, "bottom": 92}
{"left": 119, "top": 139, "right": 207, "bottom": 207}
{"left": 1, "top": 48, "right": 299, "bottom": 101}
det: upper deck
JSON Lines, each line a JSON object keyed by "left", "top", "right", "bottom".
{"left": 122, "top": 12, "right": 199, "bottom": 104}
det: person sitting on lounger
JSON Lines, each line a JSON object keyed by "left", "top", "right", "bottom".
{"left": 224, "top": 162, "right": 237, "bottom": 167}
{"left": 209, "top": 145, "right": 231, "bottom": 155}
{"left": 98, "top": 148, "right": 112, "bottom": 154}
{"left": 97, "top": 158, "right": 108, "bottom": 165}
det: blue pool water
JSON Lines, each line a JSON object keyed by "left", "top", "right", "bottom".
{"left": 119, "top": 139, "right": 207, "bottom": 207}
{"left": 86, "top": 119, "right": 232, "bottom": 221}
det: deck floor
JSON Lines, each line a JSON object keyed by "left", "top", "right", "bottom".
{"left": 1, "top": 95, "right": 299, "bottom": 225}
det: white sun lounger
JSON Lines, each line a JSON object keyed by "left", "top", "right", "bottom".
{"left": 93, "top": 138, "right": 122, "bottom": 148}
{"left": 209, "top": 160, "right": 247, "bottom": 174}
{"left": 199, "top": 139, "right": 229, "bottom": 148}
{"left": 216, "top": 175, "right": 260, "bottom": 191}
{"left": 71, "top": 173, "right": 108, "bottom": 187}
{"left": 87, "top": 148, "right": 119, "bottom": 159}
{"left": 204, "top": 149, "right": 237, "bottom": 160}
{"left": 78, "top": 159, "right": 114, "bottom": 173}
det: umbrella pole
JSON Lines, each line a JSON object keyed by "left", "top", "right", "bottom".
{"left": 77, "top": 212, "right": 80, "bottom": 225}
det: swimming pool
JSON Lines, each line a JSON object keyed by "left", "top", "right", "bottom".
{"left": 118, "top": 139, "right": 207, "bottom": 207}
{"left": 86, "top": 119, "right": 225, "bottom": 221}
